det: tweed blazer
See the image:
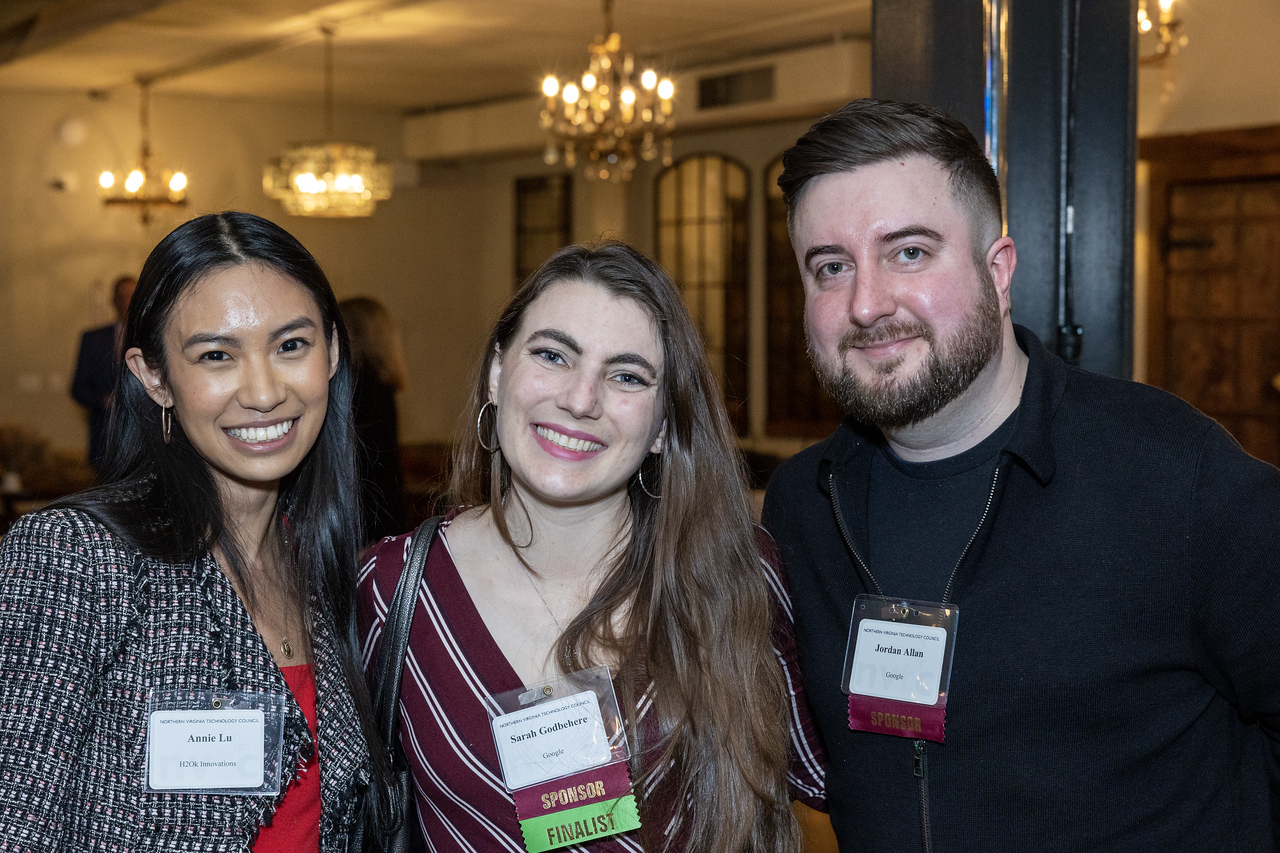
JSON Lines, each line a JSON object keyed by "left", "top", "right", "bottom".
{"left": 0, "top": 508, "right": 370, "bottom": 852}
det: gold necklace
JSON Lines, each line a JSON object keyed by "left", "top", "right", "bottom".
{"left": 280, "top": 636, "right": 295, "bottom": 660}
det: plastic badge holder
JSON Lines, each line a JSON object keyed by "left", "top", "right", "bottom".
{"left": 489, "top": 666, "right": 640, "bottom": 853}
{"left": 145, "top": 690, "right": 286, "bottom": 795}
{"left": 489, "top": 665, "right": 629, "bottom": 791}
{"left": 841, "top": 595, "right": 959, "bottom": 743}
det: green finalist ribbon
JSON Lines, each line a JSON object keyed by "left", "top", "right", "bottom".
{"left": 519, "top": 794, "right": 641, "bottom": 853}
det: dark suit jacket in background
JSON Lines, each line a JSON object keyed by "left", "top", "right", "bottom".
{"left": 71, "top": 323, "right": 119, "bottom": 467}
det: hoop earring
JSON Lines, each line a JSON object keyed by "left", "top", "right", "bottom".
{"left": 476, "top": 400, "right": 499, "bottom": 453}
{"left": 161, "top": 406, "right": 172, "bottom": 445}
{"left": 637, "top": 459, "right": 662, "bottom": 500}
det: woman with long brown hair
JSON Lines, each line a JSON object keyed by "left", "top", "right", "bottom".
{"left": 357, "top": 242, "right": 824, "bottom": 853}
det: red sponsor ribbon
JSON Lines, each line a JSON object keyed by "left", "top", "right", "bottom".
{"left": 513, "top": 761, "right": 634, "bottom": 820}
{"left": 848, "top": 694, "right": 946, "bottom": 743}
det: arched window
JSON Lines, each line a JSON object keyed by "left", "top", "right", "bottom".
{"left": 765, "top": 156, "right": 844, "bottom": 436}
{"left": 655, "top": 154, "right": 749, "bottom": 433}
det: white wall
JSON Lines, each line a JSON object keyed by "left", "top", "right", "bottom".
{"left": 1138, "top": 0, "right": 1280, "bottom": 137}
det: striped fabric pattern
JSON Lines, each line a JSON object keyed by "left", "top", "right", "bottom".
{"left": 357, "top": 519, "right": 825, "bottom": 853}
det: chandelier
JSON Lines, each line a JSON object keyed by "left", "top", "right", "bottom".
{"left": 539, "top": 0, "right": 674, "bottom": 182}
{"left": 263, "top": 28, "right": 391, "bottom": 217}
{"left": 1138, "top": 0, "right": 1186, "bottom": 66}
{"left": 98, "top": 82, "right": 187, "bottom": 225}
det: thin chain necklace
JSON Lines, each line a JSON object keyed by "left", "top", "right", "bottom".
{"left": 523, "top": 569, "right": 565, "bottom": 633}
{"left": 275, "top": 516, "right": 297, "bottom": 661}
{"left": 520, "top": 565, "right": 579, "bottom": 668}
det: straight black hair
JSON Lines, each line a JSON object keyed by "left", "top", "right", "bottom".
{"left": 54, "top": 211, "right": 391, "bottom": 817}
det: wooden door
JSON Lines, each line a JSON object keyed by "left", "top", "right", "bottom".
{"left": 1142, "top": 128, "right": 1280, "bottom": 467}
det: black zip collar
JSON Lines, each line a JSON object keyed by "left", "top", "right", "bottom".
{"left": 816, "top": 324, "right": 1065, "bottom": 494}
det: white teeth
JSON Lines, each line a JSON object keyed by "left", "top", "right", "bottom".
{"left": 228, "top": 419, "right": 294, "bottom": 444}
{"left": 536, "top": 425, "right": 603, "bottom": 452}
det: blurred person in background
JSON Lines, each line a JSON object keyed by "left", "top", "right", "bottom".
{"left": 71, "top": 274, "right": 135, "bottom": 469}
{"left": 340, "top": 297, "right": 408, "bottom": 544}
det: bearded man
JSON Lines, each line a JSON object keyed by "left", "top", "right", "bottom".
{"left": 762, "top": 99, "right": 1280, "bottom": 853}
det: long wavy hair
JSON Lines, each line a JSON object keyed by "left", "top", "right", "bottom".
{"left": 451, "top": 242, "right": 800, "bottom": 853}
{"left": 54, "top": 211, "right": 391, "bottom": 816}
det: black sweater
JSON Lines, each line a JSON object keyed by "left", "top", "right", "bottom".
{"left": 763, "top": 326, "right": 1280, "bottom": 853}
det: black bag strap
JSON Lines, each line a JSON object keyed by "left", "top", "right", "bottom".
{"left": 374, "top": 516, "right": 442, "bottom": 751}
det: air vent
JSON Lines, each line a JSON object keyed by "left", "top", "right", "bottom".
{"left": 697, "top": 66, "right": 775, "bottom": 109}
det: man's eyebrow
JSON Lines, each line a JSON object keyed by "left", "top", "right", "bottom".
{"left": 881, "top": 226, "right": 945, "bottom": 244}
{"left": 604, "top": 352, "right": 657, "bottom": 374}
{"left": 804, "top": 244, "right": 847, "bottom": 265}
{"left": 268, "top": 317, "right": 318, "bottom": 341}
{"left": 526, "top": 328, "right": 582, "bottom": 354}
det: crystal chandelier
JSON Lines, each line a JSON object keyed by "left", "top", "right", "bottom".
{"left": 263, "top": 28, "right": 391, "bottom": 217}
{"left": 539, "top": 0, "right": 675, "bottom": 182}
{"left": 98, "top": 82, "right": 187, "bottom": 225}
{"left": 1137, "top": 0, "right": 1186, "bottom": 66}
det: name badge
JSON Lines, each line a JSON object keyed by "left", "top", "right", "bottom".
{"left": 493, "top": 691, "right": 613, "bottom": 790}
{"left": 489, "top": 666, "right": 642, "bottom": 853}
{"left": 842, "top": 595, "right": 958, "bottom": 743}
{"left": 145, "top": 691, "right": 286, "bottom": 795}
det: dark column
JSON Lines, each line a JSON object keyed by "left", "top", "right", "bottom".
{"left": 872, "top": 0, "right": 1137, "bottom": 378}
{"left": 872, "top": 0, "right": 986, "bottom": 142}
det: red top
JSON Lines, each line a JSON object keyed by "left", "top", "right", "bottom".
{"left": 254, "top": 664, "right": 321, "bottom": 853}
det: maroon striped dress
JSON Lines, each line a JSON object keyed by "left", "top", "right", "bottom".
{"left": 357, "top": 517, "right": 826, "bottom": 852}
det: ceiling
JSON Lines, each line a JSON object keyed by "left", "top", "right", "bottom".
{"left": 0, "top": 0, "right": 871, "bottom": 113}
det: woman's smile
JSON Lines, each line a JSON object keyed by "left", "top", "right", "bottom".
{"left": 224, "top": 417, "right": 298, "bottom": 446}
{"left": 533, "top": 423, "right": 606, "bottom": 457}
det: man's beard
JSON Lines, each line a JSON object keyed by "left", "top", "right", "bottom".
{"left": 808, "top": 268, "right": 1003, "bottom": 429}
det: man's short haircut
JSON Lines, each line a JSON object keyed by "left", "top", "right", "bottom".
{"left": 779, "top": 98, "right": 1003, "bottom": 249}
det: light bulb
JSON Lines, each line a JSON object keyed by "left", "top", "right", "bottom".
{"left": 564, "top": 83, "right": 580, "bottom": 103}
{"left": 582, "top": 73, "right": 597, "bottom": 91}
{"left": 98, "top": 171, "right": 114, "bottom": 189}
{"left": 641, "top": 69, "right": 658, "bottom": 90}
{"left": 657, "top": 79, "right": 674, "bottom": 100}
{"left": 542, "top": 75, "right": 560, "bottom": 98}
{"left": 1159, "top": 0, "right": 1173, "bottom": 12}
{"left": 168, "top": 172, "right": 187, "bottom": 192}
{"left": 1140, "top": 18, "right": 1152, "bottom": 31}
{"left": 125, "top": 170, "right": 144, "bottom": 193}
{"left": 621, "top": 88, "right": 636, "bottom": 105}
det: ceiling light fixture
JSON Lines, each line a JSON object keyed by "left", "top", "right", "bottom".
{"left": 539, "top": 0, "right": 674, "bottom": 182}
{"left": 263, "top": 27, "right": 391, "bottom": 217}
{"left": 1137, "top": 0, "right": 1186, "bottom": 66}
{"left": 98, "top": 82, "right": 187, "bottom": 225}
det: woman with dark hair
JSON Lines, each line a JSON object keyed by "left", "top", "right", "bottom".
{"left": 340, "top": 296, "right": 408, "bottom": 543}
{"left": 358, "top": 242, "right": 825, "bottom": 853}
{"left": 0, "top": 212, "right": 387, "bottom": 852}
